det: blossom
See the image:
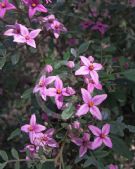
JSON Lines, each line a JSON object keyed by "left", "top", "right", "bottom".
{"left": 89, "top": 124, "right": 112, "bottom": 149}
{"left": 13, "top": 25, "right": 41, "bottom": 48}
{"left": 91, "top": 21, "right": 109, "bottom": 35}
{"left": 84, "top": 75, "right": 102, "bottom": 93}
{"left": 4, "top": 23, "right": 21, "bottom": 37}
{"left": 31, "top": 128, "right": 58, "bottom": 148}
{"left": 76, "top": 88, "right": 107, "bottom": 120}
{"left": 80, "top": 20, "right": 94, "bottom": 29}
{"left": 41, "top": 14, "right": 56, "bottom": 31}
{"left": 23, "top": 144, "right": 37, "bottom": 160}
{"left": 109, "top": 164, "right": 118, "bottom": 169}
{"left": 45, "top": 0, "right": 52, "bottom": 4}
{"left": 75, "top": 56, "right": 102, "bottom": 83}
{"left": 71, "top": 133, "right": 93, "bottom": 157}
{"left": 67, "top": 61, "right": 75, "bottom": 69}
{"left": 47, "top": 77, "right": 75, "bottom": 109}
{"left": 33, "top": 75, "right": 56, "bottom": 101}
{"left": 21, "top": 114, "right": 46, "bottom": 142}
{"left": 44, "top": 64, "right": 53, "bottom": 73}
{"left": 0, "top": 0, "right": 16, "bottom": 18}
{"left": 22, "top": 0, "right": 48, "bottom": 18}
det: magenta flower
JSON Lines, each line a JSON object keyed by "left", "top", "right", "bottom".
{"left": 71, "top": 133, "right": 93, "bottom": 157}
{"left": 75, "top": 56, "right": 102, "bottom": 83}
{"left": 42, "top": 14, "right": 56, "bottom": 31}
{"left": 76, "top": 88, "right": 107, "bottom": 120}
{"left": 47, "top": 77, "right": 75, "bottom": 109}
{"left": 91, "top": 21, "right": 109, "bottom": 35}
{"left": 21, "top": 114, "right": 46, "bottom": 142}
{"left": 4, "top": 23, "right": 21, "bottom": 37}
{"left": 80, "top": 20, "right": 94, "bottom": 29}
{"left": 109, "top": 164, "right": 118, "bottom": 169}
{"left": 33, "top": 75, "right": 56, "bottom": 101}
{"left": 0, "top": 0, "right": 16, "bottom": 18}
{"left": 22, "top": 0, "right": 48, "bottom": 18}
{"left": 31, "top": 128, "right": 58, "bottom": 148}
{"left": 89, "top": 124, "right": 112, "bottom": 149}
{"left": 13, "top": 25, "right": 41, "bottom": 48}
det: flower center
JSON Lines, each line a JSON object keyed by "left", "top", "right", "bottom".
{"left": 28, "top": 126, "right": 33, "bottom": 131}
{"left": 57, "top": 89, "right": 62, "bottom": 94}
{"left": 100, "top": 133, "right": 106, "bottom": 139}
{"left": 89, "top": 64, "right": 94, "bottom": 71}
{"left": 55, "top": 25, "right": 59, "bottom": 29}
{"left": 31, "top": 3, "right": 36, "bottom": 7}
{"left": 39, "top": 80, "right": 45, "bottom": 87}
{"left": 25, "top": 35, "right": 30, "bottom": 40}
{"left": 89, "top": 101, "right": 94, "bottom": 107}
{"left": 1, "top": 2, "right": 6, "bottom": 8}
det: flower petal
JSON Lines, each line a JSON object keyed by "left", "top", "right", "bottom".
{"left": 45, "top": 76, "right": 56, "bottom": 85}
{"left": 46, "top": 88, "right": 56, "bottom": 96}
{"left": 80, "top": 56, "right": 90, "bottom": 67}
{"left": 29, "top": 29, "right": 41, "bottom": 38}
{"left": 92, "top": 94, "right": 107, "bottom": 105}
{"left": 103, "top": 136, "right": 112, "bottom": 148}
{"left": 76, "top": 104, "right": 89, "bottom": 117}
{"left": 55, "top": 95, "right": 63, "bottom": 109}
{"left": 36, "top": 4, "right": 48, "bottom": 13}
{"left": 81, "top": 88, "right": 91, "bottom": 103}
{"left": 92, "top": 137, "right": 102, "bottom": 149}
{"left": 102, "top": 124, "right": 110, "bottom": 135}
{"left": 30, "top": 114, "right": 36, "bottom": 126}
{"left": 27, "top": 39, "right": 36, "bottom": 48}
{"left": 55, "top": 77, "right": 63, "bottom": 90}
{"left": 90, "top": 70, "right": 99, "bottom": 84}
{"left": 35, "top": 124, "right": 46, "bottom": 132}
{"left": 93, "top": 63, "right": 103, "bottom": 70}
{"left": 21, "top": 124, "right": 30, "bottom": 133}
{"left": 79, "top": 145, "right": 87, "bottom": 157}
{"left": 88, "top": 125, "right": 101, "bottom": 136}
{"left": 75, "top": 66, "right": 89, "bottom": 75}
{"left": 90, "top": 106, "right": 102, "bottom": 120}
{"left": 71, "top": 138, "right": 82, "bottom": 146}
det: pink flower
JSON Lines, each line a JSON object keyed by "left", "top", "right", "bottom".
{"left": 75, "top": 56, "right": 102, "bottom": 83}
{"left": 0, "top": 0, "right": 16, "bottom": 18}
{"left": 84, "top": 75, "right": 102, "bottom": 93}
{"left": 4, "top": 23, "right": 21, "bottom": 37}
{"left": 71, "top": 133, "right": 93, "bottom": 157}
{"left": 89, "top": 124, "right": 112, "bottom": 149}
{"left": 76, "top": 88, "right": 107, "bottom": 120}
{"left": 42, "top": 14, "right": 56, "bottom": 31}
{"left": 67, "top": 61, "right": 75, "bottom": 69}
{"left": 80, "top": 20, "right": 94, "bottom": 29}
{"left": 33, "top": 75, "right": 56, "bottom": 101}
{"left": 22, "top": 0, "right": 48, "bottom": 18}
{"left": 21, "top": 114, "right": 46, "bottom": 142}
{"left": 91, "top": 21, "right": 109, "bottom": 35}
{"left": 44, "top": 64, "right": 53, "bottom": 73}
{"left": 23, "top": 144, "right": 37, "bottom": 159}
{"left": 31, "top": 128, "right": 58, "bottom": 148}
{"left": 45, "top": 0, "right": 52, "bottom": 4}
{"left": 13, "top": 25, "right": 41, "bottom": 48}
{"left": 109, "top": 164, "right": 118, "bottom": 169}
{"left": 47, "top": 77, "right": 75, "bottom": 109}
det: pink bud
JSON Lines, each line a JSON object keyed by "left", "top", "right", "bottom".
{"left": 72, "top": 121, "right": 80, "bottom": 129}
{"left": 66, "top": 87, "right": 76, "bottom": 95}
{"left": 67, "top": 61, "right": 75, "bottom": 69}
{"left": 44, "top": 64, "right": 53, "bottom": 73}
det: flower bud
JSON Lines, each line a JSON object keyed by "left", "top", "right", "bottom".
{"left": 67, "top": 61, "right": 75, "bottom": 69}
{"left": 44, "top": 64, "right": 53, "bottom": 73}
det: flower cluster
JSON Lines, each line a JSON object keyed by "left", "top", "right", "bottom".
{"left": 21, "top": 114, "right": 58, "bottom": 159}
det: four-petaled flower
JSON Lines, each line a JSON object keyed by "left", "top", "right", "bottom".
{"left": 76, "top": 88, "right": 107, "bottom": 120}
{"left": 91, "top": 21, "right": 109, "bottom": 35}
{"left": 4, "top": 23, "right": 21, "bottom": 37}
{"left": 75, "top": 56, "right": 102, "bottom": 83}
{"left": 71, "top": 133, "right": 93, "bottom": 157}
{"left": 89, "top": 124, "right": 112, "bottom": 149}
{"left": 109, "top": 164, "right": 118, "bottom": 169}
{"left": 33, "top": 75, "right": 56, "bottom": 100}
{"left": 13, "top": 24, "right": 41, "bottom": 48}
{"left": 0, "top": 0, "right": 16, "bottom": 18}
{"left": 22, "top": 0, "right": 48, "bottom": 18}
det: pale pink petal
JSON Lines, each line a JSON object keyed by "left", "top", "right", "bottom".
{"left": 76, "top": 104, "right": 89, "bottom": 117}
{"left": 47, "top": 138, "right": 58, "bottom": 147}
{"left": 93, "top": 63, "right": 103, "bottom": 70}
{"left": 27, "top": 39, "right": 36, "bottom": 48}
{"left": 29, "top": 7, "right": 36, "bottom": 18}
{"left": 21, "top": 124, "right": 30, "bottom": 133}
{"left": 30, "top": 114, "right": 36, "bottom": 126}
{"left": 90, "top": 70, "right": 99, "bottom": 84}
{"left": 90, "top": 106, "right": 102, "bottom": 120}
{"left": 81, "top": 88, "right": 91, "bottom": 103}
{"left": 4, "top": 29, "right": 14, "bottom": 36}
{"left": 88, "top": 125, "right": 101, "bottom": 136}
{"left": 71, "top": 138, "right": 82, "bottom": 146}
{"left": 55, "top": 77, "right": 63, "bottom": 90}
{"left": 55, "top": 95, "right": 63, "bottom": 109}
{"left": 103, "top": 136, "right": 112, "bottom": 148}
{"left": 46, "top": 88, "right": 56, "bottom": 96}
{"left": 45, "top": 76, "right": 56, "bottom": 85}
{"left": 35, "top": 124, "right": 46, "bottom": 132}
{"left": 6, "top": 3, "right": 16, "bottom": 10}
{"left": 36, "top": 4, "right": 48, "bottom": 13}
{"left": 75, "top": 66, "right": 89, "bottom": 75}
{"left": 20, "top": 25, "right": 29, "bottom": 36}
{"left": 29, "top": 29, "right": 41, "bottom": 38}
{"left": 102, "top": 124, "right": 110, "bottom": 135}
{"left": 92, "top": 94, "right": 107, "bottom": 105}
{"left": 95, "top": 83, "right": 102, "bottom": 90}
{"left": 33, "top": 85, "right": 40, "bottom": 93}
{"left": 80, "top": 56, "right": 90, "bottom": 67}
{"left": 40, "top": 88, "right": 47, "bottom": 101}
{"left": 45, "top": 128, "right": 55, "bottom": 137}
{"left": 92, "top": 137, "right": 102, "bottom": 149}
{"left": 87, "top": 83, "right": 94, "bottom": 93}
{"left": 13, "top": 35, "right": 26, "bottom": 43}
{"left": 54, "top": 31, "right": 60, "bottom": 39}
{"left": 83, "top": 133, "right": 90, "bottom": 141}
{"left": 0, "top": 8, "right": 6, "bottom": 18}
{"left": 79, "top": 145, "right": 87, "bottom": 157}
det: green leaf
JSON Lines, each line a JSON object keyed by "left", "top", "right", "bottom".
{"left": 126, "top": 125, "right": 135, "bottom": 133}
{"left": 71, "top": 48, "right": 77, "bottom": 57}
{"left": 111, "top": 135, "right": 133, "bottom": 159}
{"left": 11, "top": 54, "right": 20, "bottom": 65}
{"left": 0, "top": 57, "right": 6, "bottom": 70}
{"left": 41, "top": 162, "right": 55, "bottom": 169}
{"left": 11, "top": 148, "right": 19, "bottom": 160}
{"left": 15, "top": 162, "right": 20, "bottom": 169}
{"left": 61, "top": 103, "right": 75, "bottom": 120}
{"left": 83, "top": 156, "right": 96, "bottom": 168}
{"left": 78, "top": 41, "right": 90, "bottom": 54}
{"left": 8, "top": 128, "right": 21, "bottom": 141}
{"left": 0, "top": 150, "right": 8, "bottom": 161}
{"left": 97, "top": 160, "right": 106, "bottom": 169}
{"left": 0, "top": 162, "right": 7, "bottom": 169}
{"left": 122, "top": 69, "right": 135, "bottom": 82}
{"left": 94, "top": 150, "right": 110, "bottom": 158}
{"left": 110, "top": 122, "right": 126, "bottom": 136}
{"left": 21, "top": 88, "right": 32, "bottom": 99}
